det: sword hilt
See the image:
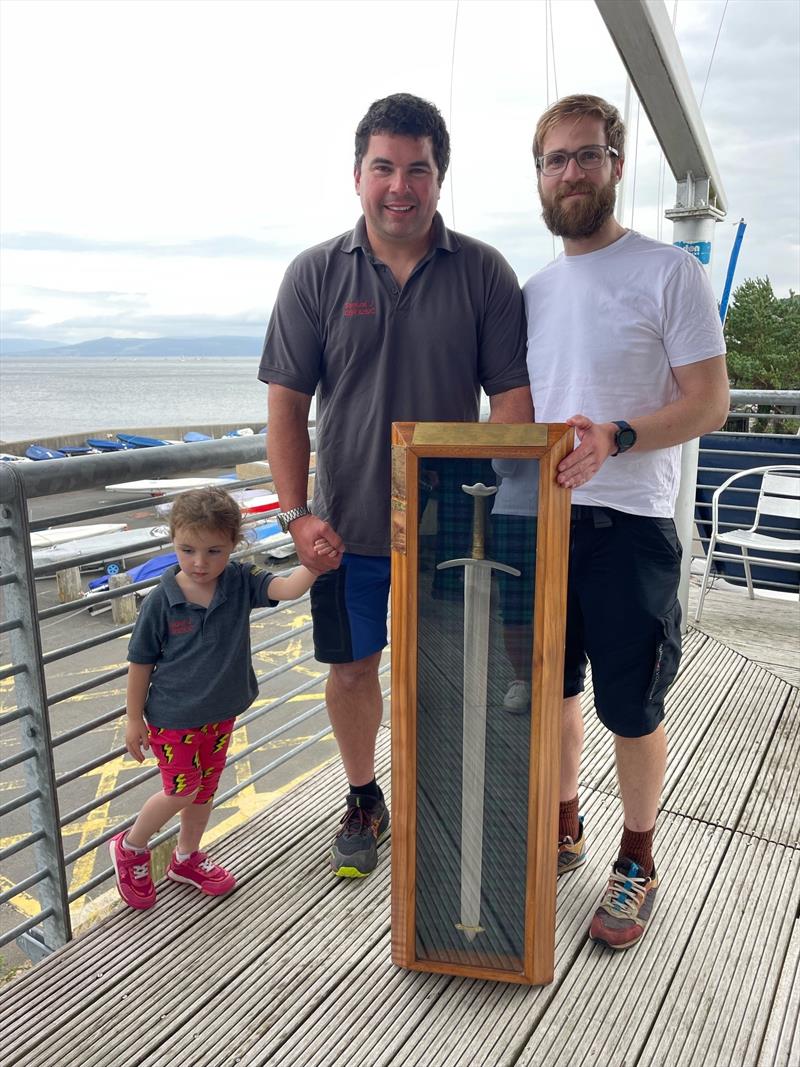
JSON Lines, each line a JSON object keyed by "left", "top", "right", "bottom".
{"left": 462, "top": 483, "right": 496, "bottom": 561}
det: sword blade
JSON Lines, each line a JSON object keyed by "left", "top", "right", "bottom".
{"left": 457, "top": 562, "right": 492, "bottom": 940}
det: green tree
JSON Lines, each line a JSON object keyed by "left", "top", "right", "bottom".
{"left": 724, "top": 277, "right": 799, "bottom": 389}
{"left": 723, "top": 278, "right": 799, "bottom": 431}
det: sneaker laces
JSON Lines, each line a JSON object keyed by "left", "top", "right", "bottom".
{"left": 131, "top": 862, "right": 150, "bottom": 881}
{"left": 602, "top": 867, "right": 648, "bottom": 916}
{"left": 339, "top": 801, "right": 374, "bottom": 838}
{"left": 195, "top": 854, "right": 216, "bottom": 873}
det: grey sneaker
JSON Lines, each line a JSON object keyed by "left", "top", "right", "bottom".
{"left": 558, "top": 816, "right": 587, "bottom": 875}
{"left": 329, "top": 793, "right": 390, "bottom": 878}
{"left": 589, "top": 857, "right": 659, "bottom": 950}
{"left": 503, "top": 679, "right": 532, "bottom": 713}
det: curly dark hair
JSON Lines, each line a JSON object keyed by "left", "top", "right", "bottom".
{"left": 354, "top": 93, "right": 450, "bottom": 185}
{"left": 169, "top": 487, "right": 242, "bottom": 544}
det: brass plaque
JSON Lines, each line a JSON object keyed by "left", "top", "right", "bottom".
{"left": 411, "top": 424, "right": 549, "bottom": 447}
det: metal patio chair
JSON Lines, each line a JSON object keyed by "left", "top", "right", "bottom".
{"left": 694, "top": 464, "right": 800, "bottom": 622}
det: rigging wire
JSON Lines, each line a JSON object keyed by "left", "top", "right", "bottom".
{"left": 545, "top": 1, "right": 557, "bottom": 260}
{"left": 547, "top": 0, "right": 558, "bottom": 100}
{"left": 700, "top": 0, "right": 729, "bottom": 108}
{"left": 629, "top": 99, "right": 640, "bottom": 231}
{"left": 448, "top": 0, "right": 460, "bottom": 230}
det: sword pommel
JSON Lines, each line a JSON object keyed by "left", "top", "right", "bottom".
{"left": 462, "top": 483, "right": 497, "bottom": 561}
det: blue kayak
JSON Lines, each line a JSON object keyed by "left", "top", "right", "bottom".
{"left": 26, "top": 444, "right": 66, "bottom": 461}
{"left": 87, "top": 551, "right": 178, "bottom": 591}
{"left": 58, "top": 444, "right": 97, "bottom": 456}
{"left": 117, "top": 433, "right": 170, "bottom": 448}
{"left": 183, "top": 431, "right": 213, "bottom": 442}
{"left": 86, "top": 438, "right": 130, "bottom": 452}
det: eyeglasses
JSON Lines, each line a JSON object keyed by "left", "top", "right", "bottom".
{"left": 536, "top": 144, "right": 619, "bottom": 177}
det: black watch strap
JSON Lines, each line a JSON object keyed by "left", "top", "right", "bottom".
{"left": 612, "top": 420, "right": 637, "bottom": 456}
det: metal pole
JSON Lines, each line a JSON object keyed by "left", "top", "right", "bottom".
{"left": 0, "top": 464, "right": 72, "bottom": 955}
{"left": 665, "top": 175, "right": 725, "bottom": 630}
{"left": 719, "top": 219, "right": 747, "bottom": 324}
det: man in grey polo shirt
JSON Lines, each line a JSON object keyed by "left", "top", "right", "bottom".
{"left": 259, "top": 92, "right": 532, "bottom": 879}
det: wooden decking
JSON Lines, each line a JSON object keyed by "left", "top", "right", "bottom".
{"left": 2, "top": 626, "right": 798, "bottom": 1067}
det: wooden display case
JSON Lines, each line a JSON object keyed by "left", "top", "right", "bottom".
{"left": 390, "top": 422, "right": 572, "bottom": 985}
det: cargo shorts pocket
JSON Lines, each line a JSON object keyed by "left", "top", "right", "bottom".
{"left": 646, "top": 599, "right": 682, "bottom": 707}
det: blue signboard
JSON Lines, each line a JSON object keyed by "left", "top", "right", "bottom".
{"left": 675, "top": 240, "right": 711, "bottom": 264}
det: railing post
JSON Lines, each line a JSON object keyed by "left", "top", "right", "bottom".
{"left": 0, "top": 465, "right": 72, "bottom": 953}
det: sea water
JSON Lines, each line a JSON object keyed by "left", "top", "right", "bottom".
{"left": 0, "top": 355, "right": 272, "bottom": 443}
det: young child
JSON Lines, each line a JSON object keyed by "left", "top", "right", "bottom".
{"left": 110, "top": 486, "right": 334, "bottom": 910}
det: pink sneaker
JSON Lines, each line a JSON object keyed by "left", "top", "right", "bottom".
{"left": 109, "top": 831, "right": 156, "bottom": 910}
{"left": 166, "top": 851, "right": 236, "bottom": 896}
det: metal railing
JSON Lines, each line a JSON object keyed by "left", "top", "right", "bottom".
{"left": 695, "top": 391, "right": 800, "bottom": 593}
{"left": 1, "top": 393, "right": 796, "bottom": 962}
{"left": 0, "top": 436, "right": 390, "bottom": 961}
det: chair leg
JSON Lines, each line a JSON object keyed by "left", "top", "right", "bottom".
{"left": 742, "top": 549, "right": 754, "bottom": 599}
{"left": 695, "top": 537, "right": 717, "bottom": 622}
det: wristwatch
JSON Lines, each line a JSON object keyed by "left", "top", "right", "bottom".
{"left": 276, "top": 505, "right": 311, "bottom": 533}
{"left": 612, "top": 420, "right": 637, "bottom": 456}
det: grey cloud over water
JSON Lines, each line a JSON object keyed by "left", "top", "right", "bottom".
{"left": 1, "top": 232, "right": 302, "bottom": 258}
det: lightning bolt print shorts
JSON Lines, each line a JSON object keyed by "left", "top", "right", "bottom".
{"left": 148, "top": 718, "right": 235, "bottom": 803}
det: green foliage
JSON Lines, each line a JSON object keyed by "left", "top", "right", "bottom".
{"left": 724, "top": 278, "right": 800, "bottom": 390}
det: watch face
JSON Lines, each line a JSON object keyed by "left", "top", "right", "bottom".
{"left": 618, "top": 429, "right": 635, "bottom": 449}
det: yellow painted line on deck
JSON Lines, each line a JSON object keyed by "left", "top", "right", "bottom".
{"left": 0, "top": 875, "right": 41, "bottom": 918}
{"left": 67, "top": 722, "right": 127, "bottom": 895}
{"left": 204, "top": 749, "right": 337, "bottom": 836}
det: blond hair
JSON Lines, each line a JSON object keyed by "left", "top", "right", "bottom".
{"left": 533, "top": 94, "right": 625, "bottom": 163}
{"left": 169, "top": 487, "right": 242, "bottom": 544}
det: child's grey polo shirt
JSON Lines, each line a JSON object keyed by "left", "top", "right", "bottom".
{"left": 127, "top": 562, "right": 278, "bottom": 729}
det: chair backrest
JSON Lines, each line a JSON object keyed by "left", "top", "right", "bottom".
{"left": 757, "top": 471, "right": 800, "bottom": 523}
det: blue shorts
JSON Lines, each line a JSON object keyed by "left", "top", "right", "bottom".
{"left": 310, "top": 553, "right": 391, "bottom": 663}
{"left": 565, "top": 506, "right": 683, "bottom": 738}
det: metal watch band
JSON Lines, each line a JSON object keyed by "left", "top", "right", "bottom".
{"left": 277, "top": 505, "right": 311, "bottom": 532}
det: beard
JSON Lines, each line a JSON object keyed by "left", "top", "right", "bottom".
{"left": 540, "top": 178, "right": 617, "bottom": 238}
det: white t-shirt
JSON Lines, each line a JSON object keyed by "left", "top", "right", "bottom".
{"left": 524, "top": 230, "right": 726, "bottom": 517}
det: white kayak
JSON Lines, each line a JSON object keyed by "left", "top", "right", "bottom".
{"left": 104, "top": 477, "right": 233, "bottom": 495}
{"left": 154, "top": 488, "right": 279, "bottom": 519}
{"left": 32, "top": 525, "right": 171, "bottom": 567}
{"left": 30, "top": 523, "right": 127, "bottom": 548}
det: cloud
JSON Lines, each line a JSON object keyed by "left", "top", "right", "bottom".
{"left": 1, "top": 232, "right": 302, "bottom": 258}
{"left": 20, "top": 285, "right": 148, "bottom": 301}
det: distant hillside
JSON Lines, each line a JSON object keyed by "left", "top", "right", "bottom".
{"left": 0, "top": 338, "right": 68, "bottom": 355}
{"left": 0, "top": 336, "right": 264, "bottom": 358}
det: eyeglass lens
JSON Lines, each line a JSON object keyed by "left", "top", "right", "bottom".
{"left": 541, "top": 146, "right": 609, "bottom": 176}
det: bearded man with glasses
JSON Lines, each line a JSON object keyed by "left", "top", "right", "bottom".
{"left": 524, "top": 94, "right": 729, "bottom": 950}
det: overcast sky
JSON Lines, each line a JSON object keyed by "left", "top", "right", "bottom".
{"left": 1, "top": 0, "right": 798, "bottom": 345}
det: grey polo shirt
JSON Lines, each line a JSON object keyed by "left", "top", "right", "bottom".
{"left": 127, "top": 562, "right": 278, "bottom": 729}
{"left": 258, "top": 212, "right": 529, "bottom": 556}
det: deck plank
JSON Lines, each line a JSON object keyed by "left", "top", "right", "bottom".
{"left": 738, "top": 688, "right": 800, "bottom": 846}
{"left": 0, "top": 632, "right": 797, "bottom": 1067}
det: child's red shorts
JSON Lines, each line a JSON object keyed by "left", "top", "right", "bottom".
{"left": 147, "top": 718, "right": 235, "bottom": 803}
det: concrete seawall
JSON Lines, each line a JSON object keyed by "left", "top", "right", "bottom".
{"left": 1, "top": 422, "right": 266, "bottom": 456}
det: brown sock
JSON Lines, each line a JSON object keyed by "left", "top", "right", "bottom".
{"left": 559, "top": 796, "right": 580, "bottom": 841}
{"left": 618, "top": 826, "right": 655, "bottom": 877}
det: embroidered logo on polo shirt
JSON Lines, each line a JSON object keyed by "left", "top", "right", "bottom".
{"left": 169, "top": 619, "right": 194, "bottom": 635}
{"left": 343, "top": 300, "right": 376, "bottom": 317}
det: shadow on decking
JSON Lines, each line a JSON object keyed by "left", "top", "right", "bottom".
{"left": 1, "top": 627, "right": 798, "bottom": 1067}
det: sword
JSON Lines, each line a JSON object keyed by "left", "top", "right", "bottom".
{"left": 437, "top": 483, "right": 520, "bottom": 940}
